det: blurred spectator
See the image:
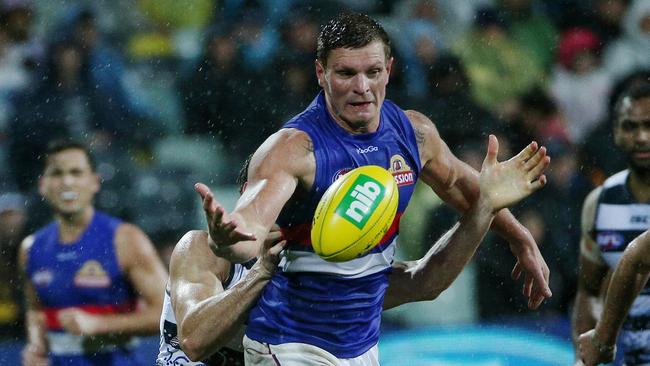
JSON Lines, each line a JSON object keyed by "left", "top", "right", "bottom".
{"left": 413, "top": 54, "right": 501, "bottom": 154}
{"left": 498, "top": 0, "right": 558, "bottom": 71}
{"left": 451, "top": 6, "right": 544, "bottom": 114}
{"left": 0, "top": 0, "right": 41, "bottom": 131}
{"left": 393, "top": 0, "right": 447, "bottom": 98}
{"left": 506, "top": 87, "right": 570, "bottom": 149}
{"left": 581, "top": 0, "right": 631, "bottom": 47}
{"left": 180, "top": 26, "right": 276, "bottom": 173}
{"left": 550, "top": 28, "right": 613, "bottom": 143}
{"left": 0, "top": 191, "right": 26, "bottom": 340}
{"left": 602, "top": 0, "right": 650, "bottom": 82}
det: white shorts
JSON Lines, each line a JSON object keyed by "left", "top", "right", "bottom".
{"left": 243, "top": 335, "right": 379, "bottom": 366}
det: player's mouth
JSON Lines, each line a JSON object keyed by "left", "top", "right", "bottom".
{"left": 60, "top": 191, "right": 79, "bottom": 201}
{"left": 349, "top": 101, "right": 372, "bottom": 110}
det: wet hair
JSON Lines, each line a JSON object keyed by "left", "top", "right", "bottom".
{"left": 236, "top": 154, "right": 253, "bottom": 194}
{"left": 614, "top": 83, "right": 650, "bottom": 125}
{"left": 317, "top": 12, "right": 391, "bottom": 66}
{"left": 43, "top": 139, "right": 96, "bottom": 172}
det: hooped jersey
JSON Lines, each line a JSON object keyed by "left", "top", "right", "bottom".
{"left": 246, "top": 91, "right": 422, "bottom": 358}
{"left": 591, "top": 170, "right": 650, "bottom": 366}
{"left": 25, "top": 211, "right": 140, "bottom": 365}
{"left": 156, "top": 259, "right": 255, "bottom": 366}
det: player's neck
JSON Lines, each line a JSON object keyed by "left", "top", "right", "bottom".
{"left": 628, "top": 170, "right": 650, "bottom": 203}
{"left": 56, "top": 207, "right": 95, "bottom": 244}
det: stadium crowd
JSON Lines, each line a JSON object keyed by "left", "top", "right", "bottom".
{"left": 0, "top": 0, "right": 649, "bottom": 352}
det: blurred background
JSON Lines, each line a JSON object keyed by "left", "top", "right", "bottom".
{"left": 1, "top": 0, "right": 649, "bottom": 364}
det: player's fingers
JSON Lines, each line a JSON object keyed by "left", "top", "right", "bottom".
{"left": 523, "top": 146, "right": 547, "bottom": 171}
{"left": 528, "top": 174, "right": 548, "bottom": 191}
{"left": 514, "top": 140, "right": 538, "bottom": 163}
{"left": 268, "top": 240, "right": 287, "bottom": 255}
{"left": 266, "top": 230, "right": 283, "bottom": 243}
{"left": 511, "top": 262, "right": 522, "bottom": 280}
{"left": 194, "top": 182, "right": 210, "bottom": 199}
{"left": 523, "top": 275, "right": 533, "bottom": 297}
{"left": 527, "top": 155, "right": 550, "bottom": 180}
{"left": 483, "top": 134, "right": 499, "bottom": 167}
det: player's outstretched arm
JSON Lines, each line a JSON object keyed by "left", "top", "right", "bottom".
{"left": 385, "top": 135, "right": 548, "bottom": 309}
{"left": 408, "top": 110, "right": 552, "bottom": 309}
{"left": 578, "top": 230, "right": 650, "bottom": 366}
{"left": 172, "top": 230, "right": 285, "bottom": 361}
{"left": 196, "top": 129, "right": 313, "bottom": 263}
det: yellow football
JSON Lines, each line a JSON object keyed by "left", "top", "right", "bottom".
{"left": 311, "top": 165, "right": 399, "bottom": 262}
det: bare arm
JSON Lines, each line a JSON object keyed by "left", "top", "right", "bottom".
{"left": 385, "top": 135, "right": 548, "bottom": 309}
{"left": 19, "top": 236, "right": 49, "bottom": 366}
{"left": 578, "top": 230, "right": 650, "bottom": 366}
{"left": 172, "top": 230, "right": 284, "bottom": 361}
{"left": 571, "top": 187, "right": 609, "bottom": 361}
{"left": 407, "top": 110, "right": 551, "bottom": 308}
{"left": 196, "top": 129, "right": 314, "bottom": 262}
{"left": 57, "top": 223, "right": 167, "bottom": 336}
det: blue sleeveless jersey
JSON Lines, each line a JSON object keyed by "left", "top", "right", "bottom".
{"left": 593, "top": 170, "right": 650, "bottom": 366}
{"left": 246, "top": 92, "right": 421, "bottom": 358}
{"left": 26, "top": 211, "right": 140, "bottom": 366}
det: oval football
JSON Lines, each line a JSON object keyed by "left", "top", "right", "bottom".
{"left": 311, "top": 165, "right": 399, "bottom": 262}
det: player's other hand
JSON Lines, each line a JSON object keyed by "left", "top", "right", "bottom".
{"left": 194, "top": 183, "right": 256, "bottom": 251}
{"left": 259, "top": 224, "right": 286, "bottom": 277}
{"left": 478, "top": 135, "right": 549, "bottom": 212}
{"left": 578, "top": 329, "right": 616, "bottom": 366}
{"left": 478, "top": 135, "right": 552, "bottom": 309}
{"left": 58, "top": 308, "right": 102, "bottom": 336}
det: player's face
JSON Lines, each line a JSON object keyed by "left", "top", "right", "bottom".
{"left": 39, "top": 149, "right": 99, "bottom": 217}
{"left": 316, "top": 40, "right": 393, "bottom": 133}
{"left": 614, "top": 96, "right": 650, "bottom": 173}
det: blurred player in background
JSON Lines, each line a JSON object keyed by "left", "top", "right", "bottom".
{"left": 578, "top": 228, "right": 650, "bottom": 366}
{"left": 20, "top": 140, "right": 167, "bottom": 366}
{"left": 572, "top": 83, "right": 650, "bottom": 366}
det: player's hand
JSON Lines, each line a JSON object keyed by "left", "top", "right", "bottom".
{"left": 22, "top": 343, "right": 49, "bottom": 366}
{"left": 259, "top": 225, "right": 287, "bottom": 277}
{"left": 58, "top": 308, "right": 102, "bottom": 336}
{"left": 510, "top": 239, "right": 551, "bottom": 309}
{"left": 194, "top": 183, "right": 256, "bottom": 251}
{"left": 578, "top": 329, "right": 616, "bottom": 366}
{"left": 477, "top": 135, "right": 549, "bottom": 212}
{"left": 477, "top": 135, "right": 552, "bottom": 309}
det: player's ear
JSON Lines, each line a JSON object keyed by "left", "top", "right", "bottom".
{"left": 315, "top": 59, "right": 325, "bottom": 88}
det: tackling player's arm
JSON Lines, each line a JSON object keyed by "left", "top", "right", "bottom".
{"left": 19, "top": 235, "right": 49, "bottom": 366}
{"left": 57, "top": 223, "right": 168, "bottom": 336}
{"left": 196, "top": 129, "right": 315, "bottom": 263}
{"left": 172, "top": 230, "right": 284, "bottom": 361}
{"left": 578, "top": 229, "right": 650, "bottom": 366}
{"left": 571, "top": 187, "right": 609, "bottom": 357}
{"left": 407, "top": 110, "right": 551, "bottom": 309}
{"left": 384, "top": 135, "right": 549, "bottom": 309}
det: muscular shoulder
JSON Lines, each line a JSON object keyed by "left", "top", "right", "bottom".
{"left": 404, "top": 110, "right": 444, "bottom": 164}
{"left": 250, "top": 128, "right": 316, "bottom": 188}
{"left": 170, "top": 230, "right": 230, "bottom": 283}
{"left": 114, "top": 223, "right": 159, "bottom": 270}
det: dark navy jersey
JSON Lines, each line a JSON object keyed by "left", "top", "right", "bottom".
{"left": 246, "top": 91, "right": 421, "bottom": 358}
{"left": 592, "top": 170, "right": 650, "bottom": 365}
